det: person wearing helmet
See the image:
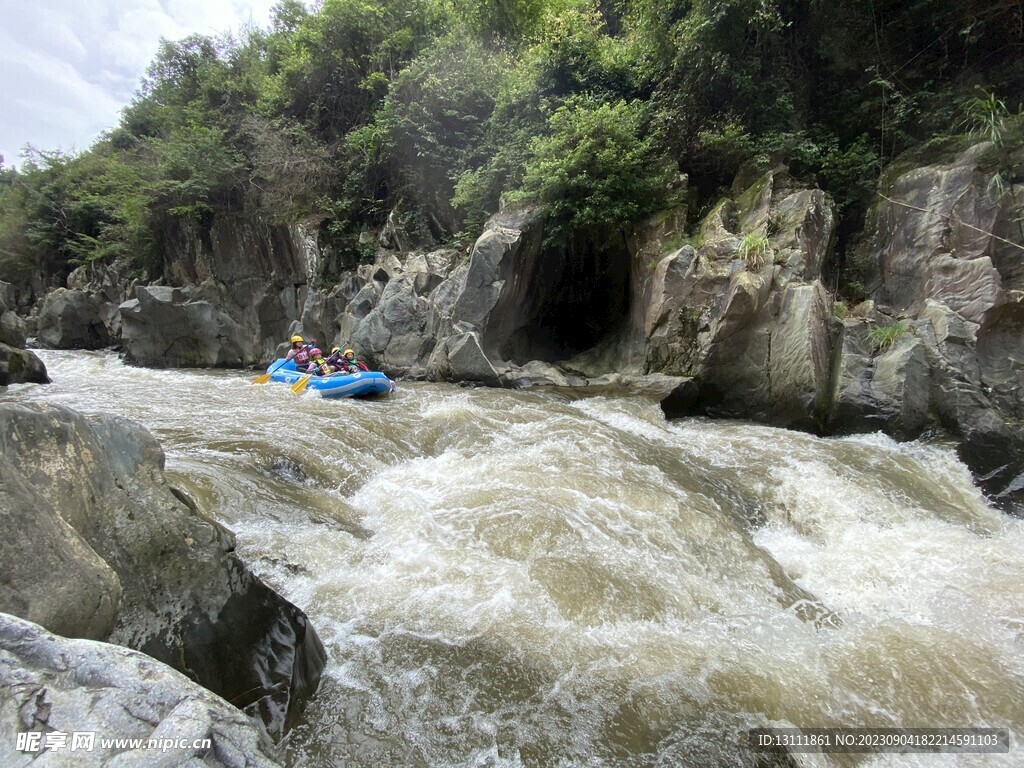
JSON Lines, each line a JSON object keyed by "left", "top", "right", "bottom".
{"left": 324, "top": 346, "right": 347, "bottom": 373}
{"left": 304, "top": 347, "right": 332, "bottom": 376}
{"left": 325, "top": 346, "right": 368, "bottom": 373}
{"left": 285, "top": 335, "right": 316, "bottom": 368}
{"left": 342, "top": 347, "right": 369, "bottom": 373}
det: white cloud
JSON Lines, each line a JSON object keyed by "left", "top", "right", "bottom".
{"left": 0, "top": 0, "right": 279, "bottom": 169}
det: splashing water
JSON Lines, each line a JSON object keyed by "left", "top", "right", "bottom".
{"left": 9, "top": 350, "right": 1024, "bottom": 767}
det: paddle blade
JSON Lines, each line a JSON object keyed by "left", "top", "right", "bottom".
{"left": 251, "top": 372, "right": 272, "bottom": 385}
{"left": 290, "top": 375, "right": 312, "bottom": 395}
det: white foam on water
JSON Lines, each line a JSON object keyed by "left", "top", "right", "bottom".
{"left": 11, "top": 352, "right": 1024, "bottom": 766}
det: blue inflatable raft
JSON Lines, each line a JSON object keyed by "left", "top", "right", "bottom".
{"left": 265, "top": 358, "right": 396, "bottom": 398}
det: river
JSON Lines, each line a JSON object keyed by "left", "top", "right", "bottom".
{"left": 8, "top": 350, "right": 1024, "bottom": 767}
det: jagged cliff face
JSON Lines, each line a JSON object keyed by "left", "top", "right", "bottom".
{"left": 24, "top": 143, "right": 1024, "bottom": 505}
{"left": 633, "top": 171, "right": 838, "bottom": 431}
{"left": 839, "top": 144, "right": 1024, "bottom": 501}
{"left": 37, "top": 215, "right": 320, "bottom": 367}
{"left": 158, "top": 213, "right": 310, "bottom": 288}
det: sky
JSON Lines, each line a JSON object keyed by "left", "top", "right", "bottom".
{"left": 0, "top": 0, "right": 280, "bottom": 170}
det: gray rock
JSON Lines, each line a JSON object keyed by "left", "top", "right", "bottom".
{"left": 162, "top": 215, "right": 307, "bottom": 289}
{"left": 637, "top": 170, "right": 840, "bottom": 434}
{"left": 913, "top": 307, "right": 1024, "bottom": 503}
{"left": 426, "top": 262, "right": 469, "bottom": 339}
{"left": 36, "top": 289, "right": 111, "bottom": 350}
{"left": 350, "top": 307, "right": 392, "bottom": 359}
{"left": 851, "top": 144, "right": 1024, "bottom": 503}
{"left": 829, "top": 322, "right": 930, "bottom": 439}
{"left": 990, "top": 183, "right": 1024, "bottom": 291}
{"left": 0, "top": 403, "right": 325, "bottom": 740}
{"left": 0, "top": 612, "right": 281, "bottom": 767}
{"left": 0, "top": 343, "right": 49, "bottom": 387}
{"left": 0, "top": 309, "right": 27, "bottom": 348}
{"left": 0, "top": 463, "right": 121, "bottom": 640}
{"left": 767, "top": 282, "right": 838, "bottom": 429}
{"left": 348, "top": 276, "right": 435, "bottom": 374}
{"left": 450, "top": 207, "right": 544, "bottom": 335}
{"left": 977, "top": 300, "right": 1024, "bottom": 420}
{"left": 869, "top": 144, "right": 1008, "bottom": 324}
{"left": 502, "top": 360, "right": 576, "bottom": 388}
{"left": 0, "top": 280, "right": 15, "bottom": 310}
{"left": 690, "top": 271, "right": 775, "bottom": 421}
{"left": 769, "top": 188, "right": 834, "bottom": 281}
{"left": 120, "top": 286, "right": 252, "bottom": 367}
{"left": 446, "top": 332, "right": 499, "bottom": 385}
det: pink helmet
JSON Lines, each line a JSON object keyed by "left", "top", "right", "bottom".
{"left": 310, "top": 348, "right": 322, "bottom": 357}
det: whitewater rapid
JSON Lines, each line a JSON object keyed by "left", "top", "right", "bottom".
{"left": 9, "top": 350, "right": 1023, "bottom": 767}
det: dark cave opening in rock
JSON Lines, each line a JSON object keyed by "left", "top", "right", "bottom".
{"left": 484, "top": 235, "right": 632, "bottom": 365}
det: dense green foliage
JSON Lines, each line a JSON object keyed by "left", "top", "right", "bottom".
{"left": 510, "top": 98, "right": 679, "bottom": 245}
{"left": 1, "top": 0, "right": 1021, "bottom": 296}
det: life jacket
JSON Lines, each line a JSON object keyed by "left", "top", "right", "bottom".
{"left": 293, "top": 347, "right": 312, "bottom": 366}
{"left": 343, "top": 355, "right": 368, "bottom": 373}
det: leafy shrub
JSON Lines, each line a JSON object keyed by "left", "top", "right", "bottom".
{"left": 962, "top": 88, "right": 1011, "bottom": 146}
{"left": 867, "top": 320, "right": 909, "bottom": 351}
{"left": 510, "top": 97, "right": 679, "bottom": 246}
{"left": 738, "top": 233, "right": 770, "bottom": 269}
{"left": 960, "top": 87, "right": 1024, "bottom": 202}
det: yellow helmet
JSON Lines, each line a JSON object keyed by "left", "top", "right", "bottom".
{"left": 344, "top": 348, "right": 355, "bottom": 356}
{"left": 331, "top": 347, "right": 340, "bottom": 354}
{"left": 290, "top": 335, "right": 304, "bottom": 344}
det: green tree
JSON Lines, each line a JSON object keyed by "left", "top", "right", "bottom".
{"left": 511, "top": 97, "right": 678, "bottom": 245}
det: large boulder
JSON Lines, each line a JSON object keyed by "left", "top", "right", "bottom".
{"left": 0, "top": 402, "right": 326, "bottom": 739}
{"left": 0, "top": 613, "right": 281, "bottom": 767}
{"left": 0, "top": 287, "right": 48, "bottom": 385}
{"left": 339, "top": 210, "right": 544, "bottom": 382}
{"left": 0, "top": 310, "right": 27, "bottom": 348}
{"left": 766, "top": 281, "right": 838, "bottom": 428}
{"left": 866, "top": 144, "right": 1010, "bottom": 324}
{"left": 633, "top": 170, "right": 840, "bottom": 429}
{"left": 48, "top": 215, "right": 322, "bottom": 367}
{"left": 349, "top": 275, "right": 435, "bottom": 374}
{"left": 852, "top": 142, "right": 1024, "bottom": 504}
{"left": 116, "top": 275, "right": 309, "bottom": 369}
{"left": 445, "top": 331, "right": 500, "bottom": 385}
{"left": 916, "top": 302, "right": 1024, "bottom": 504}
{"left": 120, "top": 286, "right": 252, "bottom": 367}
{"left": 0, "top": 343, "right": 49, "bottom": 387}
{"left": 829, "top": 320, "right": 931, "bottom": 439}
{"left": 36, "top": 289, "right": 111, "bottom": 349}
{"left": 0, "top": 464, "right": 120, "bottom": 641}
{"left": 450, "top": 208, "right": 544, "bottom": 336}
{"left": 976, "top": 299, "right": 1024, "bottom": 420}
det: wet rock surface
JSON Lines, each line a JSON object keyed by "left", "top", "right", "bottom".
{"left": 0, "top": 402, "right": 326, "bottom": 739}
{"left": 0, "top": 612, "right": 282, "bottom": 767}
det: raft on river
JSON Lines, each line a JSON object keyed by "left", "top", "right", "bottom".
{"left": 265, "top": 359, "right": 396, "bottom": 399}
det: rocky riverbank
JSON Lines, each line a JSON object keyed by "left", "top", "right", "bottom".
{"left": 0, "top": 401, "right": 328, "bottom": 764}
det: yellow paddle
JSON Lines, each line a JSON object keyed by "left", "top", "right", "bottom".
{"left": 290, "top": 374, "right": 312, "bottom": 395}
{"left": 252, "top": 358, "right": 289, "bottom": 385}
